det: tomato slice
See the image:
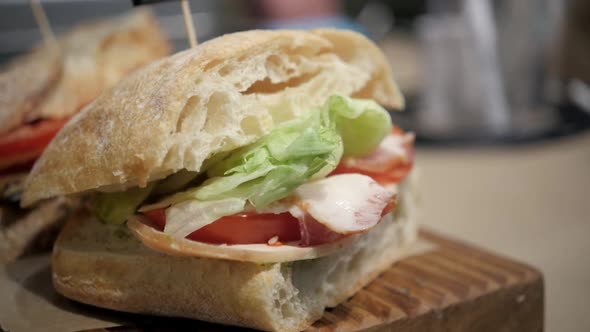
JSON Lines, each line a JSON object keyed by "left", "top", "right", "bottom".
{"left": 144, "top": 209, "right": 301, "bottom": 245}
{"left": 331, "top": 128, "right": 415, "bottom": 185}
{"left": 0, "top": 118, "right": 69, "bottom": 171}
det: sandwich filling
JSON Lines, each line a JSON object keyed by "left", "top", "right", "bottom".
{"left": 0, "top": 119, "right": 69, "bottom": 178}
{"left": 93, "top": 95, "right": 414, "bottom": 248}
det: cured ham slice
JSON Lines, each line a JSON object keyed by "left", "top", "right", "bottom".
{"left": 332, "top": 130, "right": 415, "bottom": 184}
{"left": 291, "top": 174, "right": 396, "bottom": 237}
{"left": 348, "top": 132, "right": 414, "bottom": 171}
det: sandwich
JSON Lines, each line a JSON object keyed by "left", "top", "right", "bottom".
{"left": 22, "top": 29, "right": 417, "bottom": 331}
{"left": 0, "top": 9, "right": 170, "bottom": 263}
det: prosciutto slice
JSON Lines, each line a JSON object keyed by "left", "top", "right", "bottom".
{"left": 290, "top": 174, "right": 396, "bottom": 244}
{"left": 341, "top": 131, "right": 414, "bottom": 173}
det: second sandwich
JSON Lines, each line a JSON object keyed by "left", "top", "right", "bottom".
{"left": 0, "top": 9, "right": 170, "bottom": 262}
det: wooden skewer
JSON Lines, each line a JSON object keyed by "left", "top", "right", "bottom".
{"left": 29, "top": 0, "right": 58, "bottom": 49}
{"left": 181, "top": 0, "right": 198, "bottom": 48}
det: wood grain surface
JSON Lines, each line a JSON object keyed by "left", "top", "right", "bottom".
{"left": 80, "top": 230, "right": 544, "bottom": 332}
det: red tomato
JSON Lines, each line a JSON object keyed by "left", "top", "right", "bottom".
{"left": 144, "top": 209, "right": 301, "bottom": 245}
{"left": 0, "top": 119, "right": 69, "bottom": 171}
{"left": 144, "top": 209, "right": 167, "bottom": 228}
{"left": 332, "top": 128, "right": 415, "bottom": 185}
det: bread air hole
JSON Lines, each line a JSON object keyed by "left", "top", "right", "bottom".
{"left": 243, "top": 71, "right": 319, "bottom": 95}
{"left": 175, "top": 96, "right": 200, "bottom": 133}
{"left": 203, "top": 58, "right": 223, "bottom": 71}
{"left": 274, "top": 287, "right": 298, "bottom": 319}
{"left": 202, "top": 92, "right": 231, "bottom": 134}
{"left": 239, "top": 115, "right": 263, "bottom": 136}
{"left": 218, "top": 63, "right": 234, "bottom": 77}
{"left": 281, "top": 302, "right": 296, "bottom": 319}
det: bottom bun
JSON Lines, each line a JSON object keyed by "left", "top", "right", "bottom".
{"left": 52, "top": 175, "right": 419, "bottom": 332}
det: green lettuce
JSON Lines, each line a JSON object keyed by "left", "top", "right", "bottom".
{"left": 93, "top": 183, "right": 155, "bottom": 225}
{"left": 323, "top": 96, "right": 392, "bottom": 157}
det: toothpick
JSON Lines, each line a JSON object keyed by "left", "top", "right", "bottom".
{"left": 30, "top": 0, "right": 57, "bottom": 50}
{"left": 181, "top": 0, "right": 198, "bottom": 48}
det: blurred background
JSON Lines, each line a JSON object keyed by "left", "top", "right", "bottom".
{"left": 1, "top": 0, "right": 589, "bottom": 331}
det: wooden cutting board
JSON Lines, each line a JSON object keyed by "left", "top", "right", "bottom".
{"left": 82, "top": 230, "right": 544, "bottom": 332}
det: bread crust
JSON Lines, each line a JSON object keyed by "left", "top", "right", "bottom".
{"left": 0, "top": 9, "right": 169, "bottom": 135}
{"left": 0, "top": 46, "right": 62, "bottom": 134}
{"left": 22, "top": 29, "right": 403, "bottom": 207}
{"left": 30, "top": 9, "right": 170, "bottom": 122}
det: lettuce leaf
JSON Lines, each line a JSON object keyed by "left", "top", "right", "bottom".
{"left": 93, "top": 183, "right": 155, "bottom": 225}
{"left": 323, "top": 96, "right": 392, "bottom": 157}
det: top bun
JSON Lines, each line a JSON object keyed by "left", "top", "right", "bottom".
{"left": 22, "top": 29, "right": 403, "bottom": 207}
